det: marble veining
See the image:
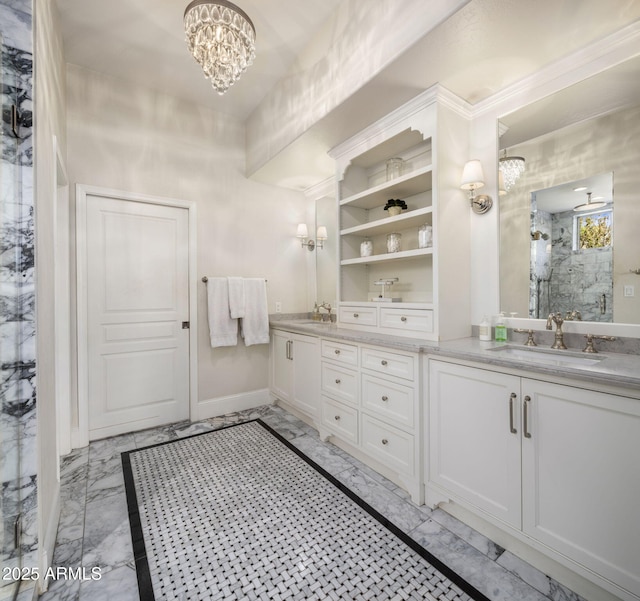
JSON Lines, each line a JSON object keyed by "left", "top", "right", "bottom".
{"left": 38, "top": 406, "right": 588, "bottom": 601}
{"left": 1, "top": 0, "right": 36, "bottom": 586}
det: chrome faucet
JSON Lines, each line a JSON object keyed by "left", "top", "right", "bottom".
{"left": 546, "top": 312, "right": 567, "bottom": 350}
{"left": 319, "top": 301, "right": 332, "bottom": 321}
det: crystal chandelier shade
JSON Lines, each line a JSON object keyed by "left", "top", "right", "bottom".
{"left": 499, "top": 155, "right": 526, "bottom": 191}
{"left": 184, "top": 0, "right": 256, "bottom": 95}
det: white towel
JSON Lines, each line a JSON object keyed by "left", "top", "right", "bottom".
{"left": 240, "top": 278, "right": 270, "bottom": 346}
{"left": 206, "top": 277, "right": 238, "bottom": 348}
{"left": 227, "top": 277, "right": 245, "bottom": 319}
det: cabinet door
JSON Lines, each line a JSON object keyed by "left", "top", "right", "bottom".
{"left": 428, "top": 361, "right": 522, "bottom": 528}
{"left": 290, "top": 334, "right": 320, "bottom": 418}
{"left": 271, "top": 330, "right": 292, "bottom": 403}
{"left": 521, "top": 379, "right": 640, "bottom": 598}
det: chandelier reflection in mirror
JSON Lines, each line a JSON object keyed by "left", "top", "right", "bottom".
{"left": 499, "top": 151, "right": 526, "bottom": 191}
{"left": 184, "top": 0, "right": 256, "bottom": 95}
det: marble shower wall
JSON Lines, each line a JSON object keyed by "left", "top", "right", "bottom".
{"left": 1, "top": 0, "right": 37, "bottom": 583}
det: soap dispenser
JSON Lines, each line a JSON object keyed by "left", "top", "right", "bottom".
{"left": 494, "top": 313, "right": 507, "bottom": 342}
{"left": 479, "top": 316, "right": 491, "bottom": 341}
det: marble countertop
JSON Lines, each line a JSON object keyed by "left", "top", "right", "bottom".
{"left": 270, "top": 319, "right": 640, "bottom": 395}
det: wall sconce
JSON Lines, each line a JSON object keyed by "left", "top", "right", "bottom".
{"left": 297, "top": 224, "right": 327, "bottom": 251}
{"left": 460, "top": 159, "right": 493, "bottom": 214}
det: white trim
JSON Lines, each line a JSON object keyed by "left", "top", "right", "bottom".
{"left": 195, "top": 389, "right": 273, "bottom": 421}
{"left": 74, "top": 184, "right": 198, "bottom": 448}
{"left": 303, "top": 176, "right": 335, "bottom": 200}
{"left": 53, "top": 136, "right": 71, "bottom": 460}
{"left": 472, "top": 19, "right": 640, "bottom": 120}
{"left": 37, "top": 485, "right": 60, "bottom": 594}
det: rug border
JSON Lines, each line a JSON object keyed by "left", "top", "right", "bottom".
{"left": 122, "top": 419, "right": 492, "bottom": 601}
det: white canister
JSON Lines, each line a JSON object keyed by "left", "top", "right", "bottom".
{"left": 387, "top": 232, "right": 401, "bottom": 253}
{"left": 360, "top": 239, "right": 373, "bottom": 257}
{"left": 418, "top": 224, "right": 433, "bottom": 248}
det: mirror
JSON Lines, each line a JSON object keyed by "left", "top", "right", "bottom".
{"left": 315, "top": 193, "right": 338, "bottom": 307}
{"left": 498, "top": 56, "right": 640, "bottom": 325}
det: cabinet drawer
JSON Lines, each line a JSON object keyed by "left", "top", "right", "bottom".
{"left": 361, "top": 414, "right": 415, "bottom": 476}
{"left": 339, "top": 306, "right": 377, "bottom": 327}
{"left": 361, "top": 374, "right": 415, "bottom": 429}
{"left": 321, "top": 339, "right": 358, "bottom": 366}
{"left": 321, "top": 362, "right": 358, "bottom": 406}
{"left": 380, "top": 308, "right": 433, "bottom": 333}
{"left": 321, "top": 397, "right": 358, "bottom": 445}
{"left": 361, "top": 347, "right": 415, "bottom": 381}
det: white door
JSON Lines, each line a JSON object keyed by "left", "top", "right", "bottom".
{"left": 290, "top": 333, "right": 319, "bottom": 417}
{"left": 85, "top": 193, "right": 190, "bottom": 439}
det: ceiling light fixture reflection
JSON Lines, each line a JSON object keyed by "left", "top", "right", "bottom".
{"left": 184, "top": 0, "right": 256, "bottom": 95}
{"left": 499, "top": 150, "right": 526, "bottom": 191}
{"left": 573, "top": 191, "right": 607, "bottom": 212}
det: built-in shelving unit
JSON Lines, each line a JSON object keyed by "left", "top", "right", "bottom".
{"left": 329, "top": 85, "right": 472, "bottom": 341}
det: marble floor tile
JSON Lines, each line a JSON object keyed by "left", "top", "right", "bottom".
{"left": 497, "top": 551, "right": 588, "bottom": 601}
{"left": 410, "top": 519, "right": 549, "bottom": 601}
{"left": 78, "top": 565, "right": 139, "bottom": 601}
{"left": 335, "top": 466, "right": 427, "bottom": 534}
{"left": 288, "top": 433, "right": 354, "bottom": 476}
{"left": 44, "top": 404, "right": 585, "bottom": 601}
{"left": 82, "top": 492, "right": 132, "bottom": 574}
{"left": 431, "top": 508, "right": 505, "bottom": 561}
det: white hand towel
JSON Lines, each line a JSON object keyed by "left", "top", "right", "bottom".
{"left": 241, "top": 278, "right": 270, "bottom": 346}
{"left": 227, "top": 276, "right": 245, "bottom": 319}
{"left": 206, "top": 277, "right": 238, "bottom": 347}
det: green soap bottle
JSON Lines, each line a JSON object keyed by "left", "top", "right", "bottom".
{"left": 494, "top": 313, "right": 507, "bottom": 342}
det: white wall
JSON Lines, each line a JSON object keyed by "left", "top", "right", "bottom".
{"left": 65, "top": 65, "right": 313, "bottom": 420}
{"left": 34, "top": 0, "right": 68, "bottom": 584}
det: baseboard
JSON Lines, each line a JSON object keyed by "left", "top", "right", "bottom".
{"left": 195, "top": 388, "right": 273, "bottom": 421}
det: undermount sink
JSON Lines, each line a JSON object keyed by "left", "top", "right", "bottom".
{"left": 488, "top": 345, "right": 605, "bottom": 368}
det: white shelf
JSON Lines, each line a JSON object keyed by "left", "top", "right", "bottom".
{"left": 341, "top": 247, "right": 433, "bottom": 266}
{"left": 341, "top": 206, "right": 432, "bottom": 238}
{"left": 340, "top": 165, "right": 433, "bottom": 210}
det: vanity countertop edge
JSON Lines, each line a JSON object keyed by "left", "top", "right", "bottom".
{"left": 270, "top": 319, "right": 640, "bottom": 395}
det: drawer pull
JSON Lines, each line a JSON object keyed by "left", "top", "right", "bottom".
{"left": 381, "top": 439, "right": 389, "bottom": 445}
{"left": 381, "top": 360, "right": 388, "bottom": 366}
{"left": 335, "top": 379, "right": 341, "bottom": 384}
{"left": 353, "top": 313, "right": 359, "bottom": 318}
{"left": 334, "top": 349, "right": 340, "bottom": 355}
{"left": 334, "top": 415, "right": 341, "bottom": 421}
{"left": 400, "top": 316, "right": 407, "bottom": 322}
{"left": 509, "top": 392, "right": 517, "bottom": 434}
{"left": 381, "top": 395, "right": 389, "bottom": 402}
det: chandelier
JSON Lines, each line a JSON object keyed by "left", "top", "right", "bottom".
{"left": 184, "top": 0, "right": 256, "bottom": 95}
{"left": 499, "top": 152, "right": 525, "bottom": 192}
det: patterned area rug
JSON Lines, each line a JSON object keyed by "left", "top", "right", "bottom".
{"left": 122, "top": 420, "right": 489, "bottom": 601}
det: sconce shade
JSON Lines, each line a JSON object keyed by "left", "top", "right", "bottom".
{"left": 316, "top": 226, "right": 328, "bottom": 241}
{"left": 460, "top": 160, "right": 485, "bottom": 190}
{"left": 296, "top": 223, "right": 309, "bottom": 238}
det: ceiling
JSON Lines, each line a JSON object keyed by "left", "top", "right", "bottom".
{"left": 55, "top": 0, "right": 640, "bottom": 187}
{"left": 55, "top": 0, "right": 343, "bottom": 119}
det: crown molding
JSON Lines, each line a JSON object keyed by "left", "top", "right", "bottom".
{"left": 472, "top": 19, "right": 640, "bottom": 119}
{"left": 303, "top": 176, "right": 335, "bottom": 199}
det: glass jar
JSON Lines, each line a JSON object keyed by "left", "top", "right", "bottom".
{"left": 386, "top": 157, "right": 404, "bottom": 181}
{"left": 418, "top": 224, "right": 433, "bottom": 248}
{"left": 386, "top": 232, "right": 401, "bottom": 253}
{"left": 360, "top": 239, "right": 373, "bottom": 257}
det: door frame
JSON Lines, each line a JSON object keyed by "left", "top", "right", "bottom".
{"left": 74, "top": 184, "right": 198, "bottom": 448}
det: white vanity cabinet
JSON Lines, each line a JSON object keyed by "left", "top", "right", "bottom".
{"left": 270, "top": 330, "right": 319, "bottom": 419}
{"left": 428, "top": 359, "right": 640, "bottom": 601}
{"left": 320, "top": 339, "right": 422, "bottom": 502}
